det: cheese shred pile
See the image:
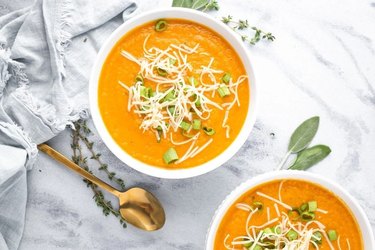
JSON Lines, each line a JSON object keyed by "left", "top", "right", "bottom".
{"left": 118, "top": 35, "right": 247, "bottom": 163}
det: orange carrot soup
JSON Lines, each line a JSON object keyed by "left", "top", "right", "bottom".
{"left": 215, "top": 180, "right": 363, "bottom": 249}
{"left": 98, "top": 19, "right": 250, "bottom": 169}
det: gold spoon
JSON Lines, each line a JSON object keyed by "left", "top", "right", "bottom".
{"left": 38, "top": 143, "right": 166, "bottom": 231}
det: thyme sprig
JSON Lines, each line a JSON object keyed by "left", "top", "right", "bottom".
{"left": 71, "top": 120, "right": 127, "bottom": 228}
{"left": 221, "top": 15, "right": 275, "bottom": 45}
{"left": 172, "top": 1, "right": 275, "bottom": 46}
{"left": 202, "top": 0, "right": 219, "bottom": 11}
{"left": 77, "top": 122, "right": 126, "bottom": 190}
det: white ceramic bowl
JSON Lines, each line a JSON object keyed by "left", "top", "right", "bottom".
{"left": 89, "top": 8, "right": 257, "bottom": 179}
{"left": 206, "top": 171, "right": 375, "bottom": 249}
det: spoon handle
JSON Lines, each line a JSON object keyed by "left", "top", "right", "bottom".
{"left": 38, "top": 143, "right": 121, "bottom": 197}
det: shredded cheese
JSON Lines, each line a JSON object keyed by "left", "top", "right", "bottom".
{"left": 224, "top": 182, "right": 350, "bottom": 250}
{"left": 118, "top": 36, "right": 247, "bottom": 163}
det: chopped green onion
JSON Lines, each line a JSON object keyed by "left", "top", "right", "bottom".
{"left": 272, "top": 226, "right": 282, "bottom": 234}
{"left": 203, "top": 127, "right": 215, "bottom": 135}
{"left": 327, "top": 230, "right": 337, "bottom": 241}
{"left": 169, "top": 58, "right": 177, "bottom": 65}
{"left": 155, "top": 20, "right": 167, "bottom": 32}
{"left": 180, "top": 121, "right": 191, "bottom": 131}
{"left": 243, "top": 242, "right": 252, "bottom": 248}
{"left": 222, "top": 72, "right": 231, "bottom": 83}
{"left": 253, "top": 245, "right": 262, "bottom": 250}
{"left": 288, "top": 208, "right": 300, "bottom": 220}
{"left": 192, "top": 119, "right": 201, "bottom": 130}
{"left": 312, "top": 232, "right": 322, "bottom": 244}
{"left": 156, "top": 126, "right": 162, "bottom": 131}
{"left": 253, "top": 201, "right": 263, "bottom": 211}
{"left": 301, "top": 211, "right": 315, "bottom": 221}
{"left": 164, "top": 90, "right": 175, "bottom": 102}
{"left": 308, "top": 201, "right": 317, "bottom": 212}
{"left": 287, "top": 230, "right": 298, "bottom": 241}
{"left": 300, "top": 203, "right": 308, "bottom": 212}
{"left": 140, "top": 86, "right": 151, "bottom": 98}
{"left": 263, "top": 227, "right": 273, "bottom": 235}
{"left": 195, "top": 96, "right": 201, "bottom": 107}
{"left": 217, "top": 84, "right": 230, "bottom": 97}
{"left": 163, "top": 148, "right": 178, "bottom": 164}
{"left": 189, "top": 76, "right": 199, "bottom": 86}
{"left": 181, "top": 131, "right": 194, "bottom": 138}
{"left": 156, "top": 67, "right": 167, "bottom": 76}
{"left": 168, "top": 106, "right": 175, "bottom": 115}
{"left": 135, "top": 74, "right": 144, "bottom": 84}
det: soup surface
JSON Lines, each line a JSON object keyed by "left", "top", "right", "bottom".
{"left": 214, "top": 179, "right": 363, "bottom": 249}
{"left": 99, "top": 19, "right": 250, "bottom": 169}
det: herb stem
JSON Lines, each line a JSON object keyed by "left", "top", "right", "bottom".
{"left": 276, "top": 151, "right": 291, "bottom": 170}
{"left": 71, "top": 120, "right": 127, "bottom": 229}
{"left": 76, "top": 122, "right": 126, "bottom": 191}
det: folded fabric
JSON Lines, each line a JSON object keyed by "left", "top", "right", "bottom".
{"left": 0, "top": 0, "right": 138, "bottom": 249}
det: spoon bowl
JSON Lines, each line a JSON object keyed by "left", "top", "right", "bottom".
{"left": 118, "top": 187, "right": 165, "bottom": 231}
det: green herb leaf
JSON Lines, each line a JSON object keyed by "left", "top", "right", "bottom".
{"left": 191, "top": 0, "right": 209, "bottom": 9}
{"left": 172, "top": 0, "right": 217, "bottom": 10}
{"left": 288, "top": 145, "right": 331, "bottom": 170}
{"left": 172, "top": 0, "right": 193, "bottom": 8}
{"left": 288, "top": 116, "right": 320, "bottom": 153}
{"left": 204, "top": 0, "right": 219, "bottom": 10}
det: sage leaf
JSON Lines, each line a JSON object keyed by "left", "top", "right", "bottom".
{"left": 288, "top": 116, "right": 319, "bottom": 153}
{"left": 172, "top": 0, "right": 193, "bottom": 8}
{"left": 288, "top": 145, "right": 331, "bottom": 170}
{"left": 191, "top": 0, "right": 209, "bottom": 9}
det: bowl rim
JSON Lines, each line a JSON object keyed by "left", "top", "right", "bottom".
{"left": 89, "top": 7, "right": 258, "bottom": 179}
{"left": 205, "top": 170, "right": 375, "bottom": 249}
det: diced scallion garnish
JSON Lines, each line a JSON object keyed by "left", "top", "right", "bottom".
{"left": 203, "top": 127, "right": 215, "bottom": 135}
{"left": 327, "top": 230, "right": 337, "bottom": 241}
{"left": 300, "top": 203, "right": 308, "bottom": 212}
{"left": 301, "top": 211, "right": 315, "bottom": 221}
{"left": 308, "top": 201, "right": 317, "bottom": 212}
{"left": 169, "top": 58, "right": 176, "bottom": 65}
{"left": 189, "top": 76, "right": 198, "bottom": 86}
{"left": 182, "top": 131, "right": 194, "bottom": 138}
{"left": 140, "top": 86, "right": 152, "bottom": 98}
{"left": 287, "top": 230, "right": 298, "bottom": 241}
{"left": 168, "top": 106, "right": 175, "bottom": 115}
{"left": 192, "top": 119, "right": 201, "bottom": 130}
{"left": 135, "top": 74, "right": 144, "bottom": 84}
{"left": 288, "top": 209, "right": 300, "bottom": 220}
{"left": 253, "top": 245, "right": 262, "bottom": 250}
{"left": 180, "top": 121, "right": 191, "bottom": 131}
{"left": 243, "top": 242, "right": 252, "bottom": 248}
{"left": 155, "top": 20, "right": 167, "bottom": 32}
{"left": 164, "top": 90, "right": 175, "bottom": 102}
{"left": 312, "top": 232, "right": 322, "bottom": 244}
{"left": 263, "top": 228, "right": 272, "bottom": 235}
{"left": 253, "top": 201, "right": 263, "bottom": 211}
{"left": 272, "top": 226, "right": 281, "bottom": 234}
{"left": 217, "top": 84, "right": 230, "bottom": 97}
{"left": 156, "top": 67, "right": 167, "bottom": 76}
{"left": 163, "top": 148, "right": 178, "bottom": 164}
{"left": 222, "top": 72, "right": 231, "bottom": 83}
{"left": 195, "top": 96, "right": 201, "bottom": 107}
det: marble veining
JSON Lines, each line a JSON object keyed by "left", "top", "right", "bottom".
{"left": 18, "top": 0, "right": 375, "bottom": 249}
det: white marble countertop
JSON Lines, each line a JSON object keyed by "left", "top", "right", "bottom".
{"left": 19, "top": 0, "right": 375, "bottom": 249}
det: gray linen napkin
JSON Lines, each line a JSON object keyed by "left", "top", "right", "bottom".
{"left": 0, "top": 0, "right": 138, "bottom": 249}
